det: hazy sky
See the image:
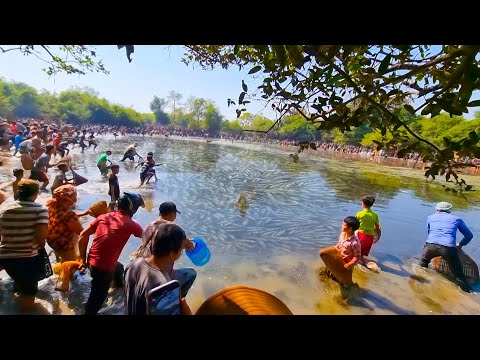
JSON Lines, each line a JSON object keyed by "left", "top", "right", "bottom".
{"left": 0, "top": 45, "right": 478, "bottom": 120}
{"left": 0, "top": 45, "right": 275, "bottom": 120}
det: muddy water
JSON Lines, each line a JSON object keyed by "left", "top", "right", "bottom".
{"left": 1, "top": 135, "right": 480, "bottom": 315}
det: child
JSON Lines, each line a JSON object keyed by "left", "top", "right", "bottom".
{"left": 12, "top": 168, "right": 24, "bottom": 200}
{"left": 108, "top": 163, "right": 120, "bottom": 206}
{"left": 356, "top": 195, "right": 381, "bottom": 262}
{"left": 51, "top": 163, "right": 74, "bottom": 193}
{"left": 336, "top": 216, "right": 362, "bottom": 270}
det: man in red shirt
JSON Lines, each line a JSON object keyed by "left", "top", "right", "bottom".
{"left": 79, "top": 192, "right": 145, "bottom": 315}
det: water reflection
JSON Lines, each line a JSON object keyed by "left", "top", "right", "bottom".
{"left": 1, "top": 135, "right": 480, "bottom": 315}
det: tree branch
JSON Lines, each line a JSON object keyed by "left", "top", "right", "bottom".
{"left": 321, "top": 52, "right": 443, "bottom": 154}
{"left": 235, "top": 108, "right": 290, "bottom": 140}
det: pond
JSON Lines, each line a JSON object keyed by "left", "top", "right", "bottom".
{"left": 1, "top": 135, "right": 480, "bottom": 315}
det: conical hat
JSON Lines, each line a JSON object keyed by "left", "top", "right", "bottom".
{"left": 195, "top": 285, "right": 293, "bottom": 315}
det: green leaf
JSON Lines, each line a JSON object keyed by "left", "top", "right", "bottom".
{"left": 468, "top": 131, "right": 479, "bottom": 143}
{"left": 431, "top": 104, "right": 442, "bottom": 117}
{"left": 248, "top": 66, "right": 262, "bottom": 74}
{"left": 421, "top": 104, "right": 432, "bottom": 115}
{"left": 242, "top": 80, "right": 248, "bottom": 92}
{"left": 378, "top": 54, "right": 392, "bottom": 74}
{"left": 403, "top": 104, "right": 415, "bottom": 115}
{"left": 271, "top": 45, "right": 287, "bottom": 67}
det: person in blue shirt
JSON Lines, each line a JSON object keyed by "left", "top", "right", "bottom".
{"left": 419, "top": 201, "right": 474, "bottom": 292}
{"left": 12, "top": 131, "right": 25, "bottom": 156}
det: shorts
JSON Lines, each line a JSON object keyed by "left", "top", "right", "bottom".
{"left": 30, "top": 169, "right": 48, "bottom": 183}
{"left": 0, "top": 254, "right": 45, "bottom": 295}
{"left": 358, "top": 232, "right": 375, "bottom": 256}
{"left": 140, "top": 170, "right": 154, "bottom": 182}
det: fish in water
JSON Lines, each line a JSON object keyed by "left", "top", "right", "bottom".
{"left": 235, "top": 193, "right": 249, "bottom": 214}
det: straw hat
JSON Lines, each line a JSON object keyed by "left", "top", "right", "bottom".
{"left": 195, "top": 285, "right": 293, "bottom": 315}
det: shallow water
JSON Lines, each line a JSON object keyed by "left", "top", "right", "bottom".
{"left": 1, "top": 135, "right": 480, "bottom": 315}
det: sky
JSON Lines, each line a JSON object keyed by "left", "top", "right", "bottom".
{"left": 0, "top": 45, "right": 275, "bottom": 120}
{"left": 0, "top": 45, "right": 478, "bottom": 120}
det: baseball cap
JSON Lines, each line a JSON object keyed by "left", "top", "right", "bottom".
{"left": 159, "top": 201, "right": 181, "bottom": 215}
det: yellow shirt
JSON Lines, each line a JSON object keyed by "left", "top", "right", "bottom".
{"left": 356, "top": 208, "right": 379, "bottom": 236}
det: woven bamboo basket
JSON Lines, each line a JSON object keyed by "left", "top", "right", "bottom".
{"left": 432, "top": 249, "right": 479, "bottom": 285}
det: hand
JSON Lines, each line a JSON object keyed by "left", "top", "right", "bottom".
{"left": 78, "top": 265, "right": 86, "bottom": 274}
{"left": 180, "top": 298, "right": 192, "bottom": 315}
{"left": 344, "top": 262, "right": 352, "bottom": 269}
{"left": 457, "top": 244, "right": 463, "bottom": 250}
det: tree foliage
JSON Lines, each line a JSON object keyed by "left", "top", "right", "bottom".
{"left": 180, "top": 45, "right": 480, "bottom": 193}
{"left": 0, "top": 78, "right": 148, "bottom": 127}
{"left": 150, "top": 96, "right": 171, "bottom": 125}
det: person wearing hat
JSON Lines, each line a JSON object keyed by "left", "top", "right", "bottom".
{"left": 78, "top": 192, "right": 145, "bottom": 315}
{"left": 46, "top": 184, "right": 84, "bottom": 262}
{"left": 132, "top": 202, "right": 196, "bottom": 298}
{"left": 419, "top": 201, "right": 474, "bottom": 292}
{"left": 120, "top": 142, "right": 143, "bottom": 162}
{"left": 124, "top": 222, "right": 195, "bottom": 315}
{"left": 0, "top": 179, "right": 50, "bottom": 313}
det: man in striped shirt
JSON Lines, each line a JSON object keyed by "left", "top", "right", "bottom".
{"left": 0, "top": 179, "right": 49, "bottom": 313}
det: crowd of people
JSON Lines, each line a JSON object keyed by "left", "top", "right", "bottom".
{"left": 0, "top": 115, "right": 477, "bottom": 315}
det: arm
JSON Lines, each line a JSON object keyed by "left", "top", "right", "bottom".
{"left": 457, "top": 219, "right": 474, "bottom": 248}
{"left": 133, "top": 150, "right": 144, "bottom": 161}
{"left": 34, "top": 224, "right": 48, "bottom": 248}
{"left": 133, "top": 223, "right": 144, "bottom": 238}
{"left": 184, "top": 238, "right": 195, "bottom": 251}
{"left": 344, "top": 241, "right": 361, "bottom": 269}
{"left": 78, "top": 224, "right": 97, "bottom": 266}
{"left": 374, "top": 224, "right": 382, "bottom": 243}
{"left": 180, "top": 298, "right": 193, "bottom": 315}
{"left": 33, "top": 207, "right": 49, "bottom": 248}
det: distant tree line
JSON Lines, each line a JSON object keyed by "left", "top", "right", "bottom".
{"left": 1, "top": 77, "right": 479, "bottom": 150}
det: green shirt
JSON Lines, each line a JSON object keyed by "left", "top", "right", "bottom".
{"left": 356, "top": 208, "right": 379, "bottom": 235}
{"left": 97, "top": 153, "right": 109, "bottom": 165}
